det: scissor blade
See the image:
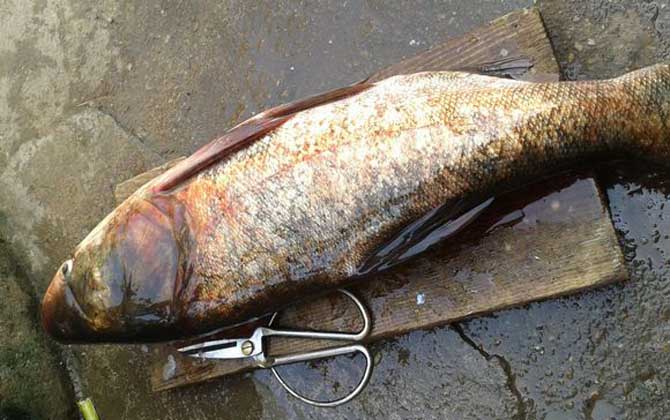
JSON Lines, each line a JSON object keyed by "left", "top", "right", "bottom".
{"left": 177, "top": 338, "right": 246, "bottom": 360}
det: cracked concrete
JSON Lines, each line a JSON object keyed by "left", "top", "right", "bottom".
{"left": 0, "top": 108, "right": 163, "bottom": 288}
{"left": 453, "top": 325, "right": 528, "bottom": 420}
{"left": 250, "top": 327, "right": 518, "bottom": 420}
{"left": 3, "top": 0, "right": 670, "bottom": 419}
{"left": 540, "top": 1, "right": 662, "bottom": 80}
{"left": 459, "top": 163, "right": 670, "bottom": 419}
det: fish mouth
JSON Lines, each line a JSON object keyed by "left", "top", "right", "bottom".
{"left": 41, "top": 272, "right": 93, "bottom": 343}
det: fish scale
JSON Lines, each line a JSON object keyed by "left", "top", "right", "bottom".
{"left": 175, "top": 67, "right": 667, "bottom": 329}
{"left": 42, "top": 64, "right": 670, "bottom": 341}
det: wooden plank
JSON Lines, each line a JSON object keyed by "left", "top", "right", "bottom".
{"left": 110, "top": 8, "right": 625, "bottom": 391}
{"left": 367, "top": 7, "right": 558, "bottom": 83}
{"left": 114, "top": 8, "right": 558, "bottom": 204}
{"left": 150, "top": 175, "right": 627, "bottom": 391}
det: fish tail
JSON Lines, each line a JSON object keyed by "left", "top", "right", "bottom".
{"left": 602, "top": 64, "right": 670, "bottom": 160}
{"left": 616, "top": 63, "right": 670, "bottom": 105}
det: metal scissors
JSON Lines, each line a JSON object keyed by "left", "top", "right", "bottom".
{"left": 178, "top": 289, "right": 372, "bottom": 407}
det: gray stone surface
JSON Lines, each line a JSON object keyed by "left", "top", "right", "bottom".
{"left": 0, "top": 0, "right": 163, "bottom": 291}
{"left": 3, "top": 0, "right": 670, "bottom": 419}
{"left": 73, "top": 344, "right": 263, "bottom": 419}
{"left": 0, "top": 243, "right": 73, "bottom": 420}
{"left": 251, "top": 328, "right": 519, "bottom": 420}
{"left": 0, "top": 109, "right": 162, "bottom": 292}
{"left": 461, "top": 165, "right": 670, "bottom": 419}
{"left": 540, "top": 1, "right": 662, "bottom": 80}
{"left": 97, "top": 0, "right": 535, "bottom": 159}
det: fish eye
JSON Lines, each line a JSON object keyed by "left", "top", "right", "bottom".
{"left": 61, "top": 259, "right": 74, "bottom": 277}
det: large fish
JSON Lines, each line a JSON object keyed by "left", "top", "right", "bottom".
{"left": 42, "top": 64, "right": 670, "bottom": 342}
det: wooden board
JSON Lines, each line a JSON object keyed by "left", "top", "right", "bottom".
{"left": 110, "top": 8, "right": 625, "bottom": 391}
{"left": 366, "top": 7, "right": 558, "bottom": 83}
{"left": 114, "top": 8, "right": 559, "bottom": 204}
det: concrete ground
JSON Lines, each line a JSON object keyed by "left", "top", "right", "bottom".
{"left": 1, "top": 0, "right": 670, "bottom": 419}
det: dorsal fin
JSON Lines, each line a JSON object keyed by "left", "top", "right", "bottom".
{"left": 151, "top": 82, "right": 373, "bottom": 193}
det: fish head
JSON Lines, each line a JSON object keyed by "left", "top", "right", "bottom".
{"left": 41, "top": 195, "right": 189, "bottom": 342}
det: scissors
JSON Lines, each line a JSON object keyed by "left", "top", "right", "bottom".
{"left": 178, "top": 289, "right": 372, "bottom": 407}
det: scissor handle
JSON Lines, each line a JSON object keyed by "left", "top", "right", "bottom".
{"left": 265, "top": 289, "right": 373, "bottom": 407}
{"left": 270, "top": 345, "right": 372, "bottom": 407}
{"left": 265, "top": 289, "right": 371, "bottom": 342}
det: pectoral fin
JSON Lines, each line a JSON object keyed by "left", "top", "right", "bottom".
{"left": 356, "top": 197, "right": 495, "bottom": 276}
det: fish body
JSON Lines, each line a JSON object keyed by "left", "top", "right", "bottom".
{"left": 42, "top": 64, "right": 670, "bottom": 342}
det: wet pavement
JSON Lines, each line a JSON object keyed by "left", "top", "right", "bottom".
{"left": 2, "top": 0, "right": 670, "bottom": 419}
